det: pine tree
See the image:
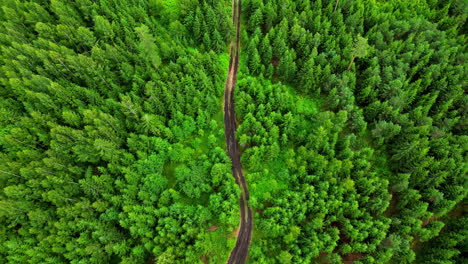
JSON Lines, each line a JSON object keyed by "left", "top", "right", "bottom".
{"left": 347, "top": 35, "right": 370, "bottom": 70}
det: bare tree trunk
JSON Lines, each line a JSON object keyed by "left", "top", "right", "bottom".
{"left": 347, "top": 56, "right": 356, "bottom": 71}
{"left": 334, "top": 0, "right": 340, "bottom": 12}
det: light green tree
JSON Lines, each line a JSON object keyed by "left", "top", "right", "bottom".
{"left": 348, "top": 35, "right": 370, "bottom": 70}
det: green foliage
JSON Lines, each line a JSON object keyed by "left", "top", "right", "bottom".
{"left": 416, "top": 212, "right": 467, "bottom": 264}
{"left": 0, "top": 0, "right": 466, "bottom": 263}
{"left": 239, "top": 0, "right": 467, "bottom": 263}
{"left": 0, "top": 0, "right": 236, "bottom": 263}
{"left": 352, "top": 35, "right": 370, "bottom": 59}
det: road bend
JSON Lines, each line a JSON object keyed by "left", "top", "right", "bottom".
{"left": 224, "top": 0, "right": 252, "bottom": 263}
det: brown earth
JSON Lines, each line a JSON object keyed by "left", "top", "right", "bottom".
{"left": 224, "top": 1, "right": 253, "bottom": 264}
{"left": 342, "top": 252, "right": 364, "bottom": 263}
{"left": 207, "top": 225, "right": 219, "bottom": 232}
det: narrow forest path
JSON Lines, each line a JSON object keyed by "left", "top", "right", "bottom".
{"left": 224, "top": 0, "right": 252, "bottom": 263}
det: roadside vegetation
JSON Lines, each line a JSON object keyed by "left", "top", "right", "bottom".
{"left": 238, "top": 0, "right": 466, "bottom": 263}
{"left": 0, "top": 0, "right": 238, "bottom": 263}
{"left": 0, "top": 0, "right": 466, "bottom": 264}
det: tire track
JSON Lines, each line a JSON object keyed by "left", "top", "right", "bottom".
{"left": 224, "top": 0, "right": 252, "bottom": 263}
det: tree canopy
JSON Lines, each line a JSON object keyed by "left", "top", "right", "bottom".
{"left": 0, "top": 0, "right": 466, "bottom": 263}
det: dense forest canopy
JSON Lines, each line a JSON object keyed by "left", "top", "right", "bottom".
{"left": 0, "top": 0, "right": 466, "bottom": 263}
{"left": 239, "top": 0, "right": 467, "bottom": 263}
{"left": 0, "top": 0, "right": 239, "bottom": 263}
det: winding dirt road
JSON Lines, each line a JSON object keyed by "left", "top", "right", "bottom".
{"left": 224, "top": 0, "right": 252, "bottom": 263}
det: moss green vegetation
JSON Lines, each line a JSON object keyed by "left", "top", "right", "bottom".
{"left": 0, "top": 0, "right": 466, "bottom": 264}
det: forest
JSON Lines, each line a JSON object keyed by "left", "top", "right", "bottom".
{"left": 0, "top": 0, "right": 466, "bottom": 264}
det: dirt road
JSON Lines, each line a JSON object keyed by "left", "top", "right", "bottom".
{"left": 224, "top": 0, "right": 253, "bottom": 264}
